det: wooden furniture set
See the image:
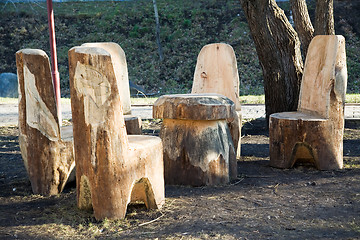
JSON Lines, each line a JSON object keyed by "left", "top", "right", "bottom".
{"left": 16, "top": 35, "right": 347, "bottom": 220}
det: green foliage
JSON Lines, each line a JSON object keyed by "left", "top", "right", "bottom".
{"left": 346, "top": 94, "right": 360, "bottom": 103}
{"left": 0, "top": 0, "right": 359, "bottom": 98}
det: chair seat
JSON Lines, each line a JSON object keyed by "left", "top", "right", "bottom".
{"left": 128, "top": 135, "right": 162, "bottom": 150}
{"left": 270, "top": 111, "right": 327, "bottom": 122}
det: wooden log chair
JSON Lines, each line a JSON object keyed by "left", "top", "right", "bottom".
{"left": 81, "top": 42, "right": 142, "bottom": 135}
{"left": 68, "top": 46, "right": 165, "bottom": 220}
{"left": 269, "top": 35, "right": 347, "bottom": 170}
{"left": 16, "top": 49, "right": 75, "bottom": 196}
{"left": 192, "top": 43, "right": 242, "bottom": 159}
{"left": 153, "top": 93, "right": 237, "bottom": 186}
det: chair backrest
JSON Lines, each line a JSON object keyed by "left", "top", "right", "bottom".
{"left": 16, "top": 49, "right": 68, "bottom": 196}
{"left": 192, "top": 43, "right": 241, "bottom": 111}
{"left": 298, "top": 35, "right": 347, "bottom": 118}
{"left": 81, "top": 42, "right": 132, "bottom": 115}
{"left": 69, "top": 46, "right": 129, "bottom": 156}
{"left": 16, "top": 49, "right": 60, "bottom": 142}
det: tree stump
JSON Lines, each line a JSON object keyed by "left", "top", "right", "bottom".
{"left": 269, "top": 35, "right": 347, "bottom": 170}
{"left": 16, "top": 49, "right": 75, "bottom": 196}
{"left": 192, "top": 43, "right": 242, "bottom": 158}
{"left": 153, "top": 94, "right": 237, "bottom": 186}
{"left": 82, "top": 42, "right": 142, "bottom": 135}
{"left": 69, "top": 46, "right": 164, "bottom": 220}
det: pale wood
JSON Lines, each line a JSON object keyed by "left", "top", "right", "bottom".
{"left": 82, "top": 42, "right": 142, "bottom": 134}
{"left": 191, "top": 43, "right": 242, "bottom": 158}
{"left": 269, "top": 35, "right": 347, "bottom": 170}
{"left": 192, "top": 43, "right": 241, "bottom": 111}
{"left": 16, "top": 49, "right": 75, "bottom": 196}
{"left": 69, "top": 46, "right": 164, "bottom": 220}
{"left": 81, "top": 42, "right": 131, "bottom": 114}
{"left": 153, "top": 94, "right": 237, "bottom": 186}
{"left": 153, "top": 93, "right": 235, "bottom": 120}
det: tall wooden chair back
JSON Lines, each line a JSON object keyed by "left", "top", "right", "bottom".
{"left": 192, "top": 43, "right": 241, "bottom": 111}
{"left": 298, "top": 35, "right": 347, "bottom": 118}
{"left": 16, "top": 49, "right": 74, "bottom": 196}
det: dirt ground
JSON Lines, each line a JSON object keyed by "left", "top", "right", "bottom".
{"left": 0, "top": 119, "right": 359, "bottom": 240}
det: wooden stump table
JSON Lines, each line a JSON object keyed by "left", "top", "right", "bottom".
{"left": 153, "top": 94, "right": 237, "bottom": 186}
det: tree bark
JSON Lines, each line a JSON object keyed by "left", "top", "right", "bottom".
{"left": 240, "top": 0, "right": 303, "bottom": 120}
{"left": 16, "top": 49, "right": 75, "bottom": 196}
{"left": 315, "top": 0, "right": 335, "bottom": 35}
{"left": 290, "top": 0, "right": 314, "bottom": 56}
{"left": 269, "top": 35, "right": 347, "bottom": 170}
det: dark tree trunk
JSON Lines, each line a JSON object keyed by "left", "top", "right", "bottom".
{"left": 315, "top": 0, "right": 335, "bottom": 35}
{"left": 240, "top": 0, "right": 303, "bottom": 120}
{"left": 290, "top": 0, "right": 314, "bottom": 56}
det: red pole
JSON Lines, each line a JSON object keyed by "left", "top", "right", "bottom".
{"left": 46, "top": 0, "right": 62, "bottom": 125}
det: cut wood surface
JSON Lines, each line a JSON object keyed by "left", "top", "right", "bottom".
{"left": 269, "top": 35, "right": 347, "bottom": 170}
{"left": 153, "top": 93, "right": 235, "bottom": 120}
{"left": 16, "top": 49, "right": 75, "bottom": 196}
{"left": 191, "top": 43, "right": 242, "bottom": 158}
{"left": 69, "top": 46, "right": 164, "bottom": 220}
{"left": 153, "top": 93, "right": 237, "bottom": 186}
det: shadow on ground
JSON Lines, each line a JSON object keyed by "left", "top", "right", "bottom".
{"left": 0, "top": 120, "right": 359, "bottom": 239}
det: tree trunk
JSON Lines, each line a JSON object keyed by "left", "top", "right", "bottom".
{"left": 153, "top": 0, "right": 164, "bottom": 61}
{"left": 240, "top": 0, "right": 303, "bottom": 120}
{"left": 290, "top": 0, "right": 314, "bottom": 56}
{"left": 315, "top": 0, "right": 335, "bottom": 35}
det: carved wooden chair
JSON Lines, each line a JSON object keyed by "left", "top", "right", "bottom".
{"left": 269, "top": 35, "right": 347, "bottom": 170}
{"left": 81, "top": 42, "right": 142, "bottom": 134}
{"left": 16, "top": 49, "right": 75, "bottom": 196}
{"left": 191, "top": 43, "right": 242, "bottom": 159}
{"left": 69, "top": 46, "right": 164, "bottom": 220}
